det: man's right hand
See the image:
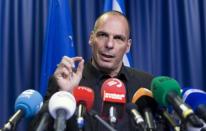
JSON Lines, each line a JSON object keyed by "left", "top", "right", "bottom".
{"left": 54, "top": 56, "right": 84, "bottom": 92}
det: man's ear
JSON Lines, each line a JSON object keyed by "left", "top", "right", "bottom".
{"left": 89, "top": 31, "right": 94, "bottom": 46}
{"left": 126, "top": 39, "right": 132, "bottom": 53}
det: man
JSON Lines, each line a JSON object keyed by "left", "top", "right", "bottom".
{"left": 30, "top": 11, "right": 163, "bottom": 131}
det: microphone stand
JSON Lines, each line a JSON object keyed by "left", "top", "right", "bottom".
{"left": 144, "top": 108, "right": 156, "bottom": 131}
{"left": 109, "top": 106, "right": 117, "bottom": 128}
{"left": 2, "top": 110, "right": 24, "bottom": 131}
{"left": 89, "top": 110, "right": 117, "bottom": 131}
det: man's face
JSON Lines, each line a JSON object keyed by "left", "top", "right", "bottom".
{"left": 89, "top": 15, "right": 131, "bottom": 73}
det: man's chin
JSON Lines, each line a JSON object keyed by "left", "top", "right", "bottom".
{"left": 97, "top": 63, "right": 115, "bottom": 72}
{"left": 92, "top": 59, "right": 115, "bottom": 72}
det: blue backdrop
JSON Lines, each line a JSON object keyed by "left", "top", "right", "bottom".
{"left": 0, "top": 0, "right": 206, "bottom": 130}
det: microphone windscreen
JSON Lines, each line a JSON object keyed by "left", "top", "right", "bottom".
{"left": 73, "top": 86, "right": 94, "bottom": 111}
{"left": 132, "top": 88, "right": 157, "bottom": 112}
{"left": 48, "top": 91, "right": 76, "bottom": 120}
{"left": 101, "top": 78, "right": 126, "bottom": 103}
{"left": 15, "top": 89, "right": 43, "bottom": 118}
{"left": 101, "top": 78, "right": 126, "bottom": 119}
{"left": 182, "top": 88, "right": 206, "bottom": 110}
{"left": 132, "top": 87, "right": 152, "bottom": 103}
{"left": 151, "top": 76, "right": 181, "bottom": 106}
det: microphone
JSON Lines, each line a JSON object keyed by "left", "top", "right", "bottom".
{"left": 48, "top": 91, "right": 76, "bottom": 131}
{"left": 126, "top": 103, "right": 145, "bottom": 130}
{"left": 73, "top": 86, "right": 94, "bottom": 129}
{"left": 151, "top": 76, "right": 203, "bottom": 128}
{"left": 182, "top": 88, "right": 206, "bottom": 123}
{"left": 101, "top": 78, "right": 126, "bottom": 126}
{"left": 89, "top": 110, "right": 117, "bottom": 131}
{"left": 158, "top": 108, "right": 181, "bottom": 131}
{"left": 132, "top": 87, "right": 157, "bottom": 131}
{"left": 2, "top": 89, "right": 43, "bottom": 131}
{"left": 36, "top": 101, "right": 50, "bottom": 131}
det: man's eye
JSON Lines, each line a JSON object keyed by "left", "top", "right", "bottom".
{"left": 99, "top": 34, "right": 107, "bottom": 37}
{"left": 96, "top": 32, "right": 108, "bottom": 38}
{"left": 114, "top": 36, "right": 125, "bottom": 41}
{"left": 100, "top": 34, "right": 107, "bottom": 37}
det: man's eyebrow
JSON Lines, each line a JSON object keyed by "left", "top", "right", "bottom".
{"left": 95, "top": 31, "right": 128, "bottom": 40}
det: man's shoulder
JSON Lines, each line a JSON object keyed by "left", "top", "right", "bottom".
{"left": 123, "top": 66, "right": 154, "bottom": 90}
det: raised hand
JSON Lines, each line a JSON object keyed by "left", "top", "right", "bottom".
{"left": 54, "top": 56, "right": 84, "bottom": 92}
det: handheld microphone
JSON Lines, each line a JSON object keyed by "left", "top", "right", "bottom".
{"left": 48, "top": 91, "right": 76, "bottom": 131}
{"left": 182, "top": 88, "right": 206, "bottom": 123}
{"left": 73, "top": 86, "right": 94, "bottom": 129}
{"left": 132, "top": 87, "right": 157, "bottom": 131}
{"left": 126, "top": 103, "right": 145, "bottom": 130}
{"left": 2, "top": 89, "right": 43, "bottom": 131}
{"left": 151, "top": 76, "right": 203, "bottom": 128}
{"left": 101, "top": 78, "right": 126, "bottom": 126}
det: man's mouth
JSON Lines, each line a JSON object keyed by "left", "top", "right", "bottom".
{"left": 101, "top": 53, "right": 114, "bottom": 58}
{"left": 100, "top": 53, "right": 114, "bottom": 61}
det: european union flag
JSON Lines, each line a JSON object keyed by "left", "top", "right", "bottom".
{"left": 40, "top": 0, "right": 76, "bottom": 96}
{"left": 103, "top": 0, "right": 132, "bottom": 67}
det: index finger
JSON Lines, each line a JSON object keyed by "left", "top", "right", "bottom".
{"left": 63, "top": 56, "right": 83, "bottom": 63}
{"left": 71, "top": 56, "right": 83, "bottom": 62}
{"left": 62, "top": 56, "right": 83, "bottom": 67}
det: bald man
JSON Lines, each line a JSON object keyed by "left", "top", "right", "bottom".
{"left": 30, "top": 11, "right": 168, "bottom": 131}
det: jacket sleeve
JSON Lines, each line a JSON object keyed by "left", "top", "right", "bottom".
{"left": 44, "top": 76, "right": 60, "bottom": 101}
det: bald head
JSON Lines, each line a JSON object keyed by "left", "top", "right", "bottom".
{"left": 93, "top": 11, "right": 130, "bottom": 38}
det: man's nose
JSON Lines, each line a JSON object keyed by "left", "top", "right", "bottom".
{"left": 105, "top": 37, "right": 114, "bottom": 49}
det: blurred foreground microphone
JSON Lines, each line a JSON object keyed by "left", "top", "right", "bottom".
{"left": 49, "top": 91, "right": 76, "bottom": 131}
{"left": 126, "top": 103, "right": 145, "bottom": 130}
{"left": 2, "top": 89, "right": 43, "bottom": 131}
{"left": 151, "top": 76, "right": 203, "bottom": 128}
{"left": 36, "top": 101, "right": 50, "bottom": 131}
{"left": 158, "top": 108, "right": 180, "bottom": 131}
{"left": 182, "top": 88, "right": 206, "bottom": 123}
{"left": 101, "top": 78, "right": 126, "bottom": 126}
{"left": 132, "top": 87, "right": 157, "bottom": 131}
{"left": 73, "top": 86, "right": 94, "bottom": 129}
{"left": 89, "top": 110, "right": 117, "bottom": 131}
